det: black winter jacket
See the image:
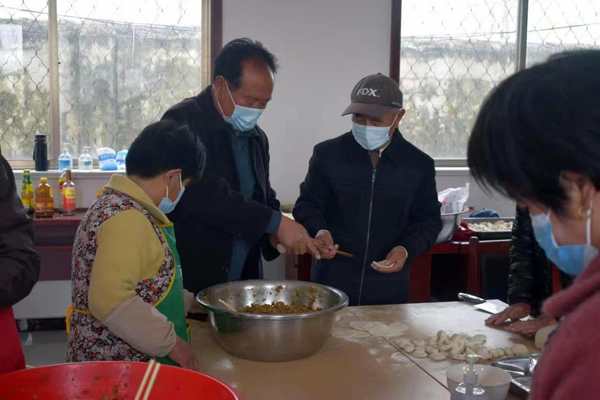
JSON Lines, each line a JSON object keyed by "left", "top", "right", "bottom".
{"left": 162, "top": 86, "right": 280, "bottom": 294}
{"left": 0, "top": 154, "right": 40, "bottom": 309}
{"left": 293, "top": 131, "right": 442, "bottom": 305}
{"left": 508, "top": 207, "right": 573, "bottom": 316}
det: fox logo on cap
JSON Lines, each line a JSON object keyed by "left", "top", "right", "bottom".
{"left": 356, "top": 88, "right": 379, "bottom": 97}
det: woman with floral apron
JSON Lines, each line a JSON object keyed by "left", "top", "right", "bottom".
{"left": 66, "top": 121, "right": 206, "bottom": 369}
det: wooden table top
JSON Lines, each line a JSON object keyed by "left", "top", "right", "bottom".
{"left": 191, "top": 301, "right": 535, "bottom": 400}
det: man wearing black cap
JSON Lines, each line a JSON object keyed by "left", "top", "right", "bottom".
{"left": 293, "top": 73, "right": 442, "bottom": 306}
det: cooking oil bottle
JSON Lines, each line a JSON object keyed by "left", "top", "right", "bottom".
{"left": 34, "top": 177, "right": 54, "bottom": 218}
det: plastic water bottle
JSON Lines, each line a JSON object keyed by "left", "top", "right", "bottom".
{"left": 116, "top": 150, "right": 128, "bottom": 170}
{"left": 58, "top": 143, "right": 73, "bottom": 171}
{"left": 78, "top": 146, "right": 93, "bottom": 171}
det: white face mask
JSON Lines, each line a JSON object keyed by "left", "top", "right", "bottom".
{"left": 216, "top": 82, "right": 264, "bottom": 132}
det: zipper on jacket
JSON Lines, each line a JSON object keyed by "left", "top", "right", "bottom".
{"left": 357, "top": 167, "right": 377, "bottom": 305}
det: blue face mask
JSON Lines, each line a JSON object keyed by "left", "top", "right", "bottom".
{"left": 158, "top": 171, "right": 185, "bottom": 214}
{"left": 352, "top": 116, "right": 398, "bottom": 151}
{"left": 217, "top": 82, "right": 264, "bottom": 132}
{"left": 531, "top": 208, "right": 598, "bottom": 276}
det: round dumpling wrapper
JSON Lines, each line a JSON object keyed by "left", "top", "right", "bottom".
{"left": 332, "top": 330, "right": 357, "bottom": 338}
{"left": 389, "top": 322, "right": 410, "bottom": 332}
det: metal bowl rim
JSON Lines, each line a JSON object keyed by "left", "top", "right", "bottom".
{"left": 196, "top": 280, "right": 349, "bottom": 320}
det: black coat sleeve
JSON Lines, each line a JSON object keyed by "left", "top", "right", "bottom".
{"left": 0, "top": 156, "right": 41, "bottom": 309}
{"left": 396, "top": 162, "right": 442, "bottom": 261}
{"left": 293, "top": 145, "right": 331, "bottom": 238}
{"left": 260, "top": 133, "right": 281, "bottom": 262}
{"left": 508, "top": 207, "right": 548, "bottom": 315}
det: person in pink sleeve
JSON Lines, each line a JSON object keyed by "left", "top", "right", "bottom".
{"left": 467, "top": 49, "right": 600, "bottom": 400}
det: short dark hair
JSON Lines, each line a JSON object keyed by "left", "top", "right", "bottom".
{"left": 468, "top": 49, "right": 600, "bottom": 214}
{"left": 213, "top": 38, "right": 278, "bottom": 89}
{"left": 126, "top": 120, "right": 206, "bottom": 181}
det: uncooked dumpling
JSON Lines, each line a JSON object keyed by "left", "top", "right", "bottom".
{"left": 439, "top": 344, "right": 453, "bottom": 352}
{"left": 471, "top": 334, "right": 487, "bottom": 344}
{"left": 412, "top": 339, "right": 426, "bottom": 347}
{"left": 389, "top": 322, "right": 410, "bottom": 332}
{"left": 395, "top": 338, "right": 409, "bottom": 348}
{"left": 504, "top": 347, "right": 514, "bottom": 357}
{"left": 425, "top": 346, "right": 438, "bottom": 354}
{"left": 413, "top": 348, "right": 428, "bottom": 358}
{"left": 512, "top": 344, "right": 528, "bottom": 356}
{"left": 332, "top": 330, "right": 356, "bottom": 338}
{"left": 429, "top": 352, "right": 447, "bottom": 361}
{"left": 403, "top": 343, "right": 415, "bottom": 353}
{"left": 451, "top": 353, "right": 466, "bottom": 361}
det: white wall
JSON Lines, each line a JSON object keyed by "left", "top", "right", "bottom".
{"left": 222, "top": 0, "right": 515, "bottom": 216}
{"left": 223, "top": 0, "right": 391, "bottom": 204}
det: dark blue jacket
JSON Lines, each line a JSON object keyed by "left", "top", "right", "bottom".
{"left": 294, "top": 131, "right": 441, "bottom": 305}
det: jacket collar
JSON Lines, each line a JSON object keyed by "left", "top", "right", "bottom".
{"left": 343, "top": 129, "right": 405, "bottom": 167}
{"left": 105, "top": 174, "right": 171, "bottom": 225}
{"left": 196, "top": 85, "right": 261, "bottom": 139}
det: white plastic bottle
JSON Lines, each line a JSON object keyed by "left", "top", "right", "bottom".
{"left": 58, "top": 143, "right": 73, "bottom": 171}
{"left": 78, "top": 146, "right": 93, "bottom": 171}
{"left": 451, "top": 355, "right": 489, "bottom": 400}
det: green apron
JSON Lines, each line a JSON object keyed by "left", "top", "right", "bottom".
{"left": 155, "top": 223, "right": 191, "bottom": 366}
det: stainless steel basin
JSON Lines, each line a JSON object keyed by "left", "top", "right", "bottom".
{"left": 197, "top": 280, "right": 349, "bottom": 362}
{"left": 435, "top": 210, "right": 467, "bottom": 244}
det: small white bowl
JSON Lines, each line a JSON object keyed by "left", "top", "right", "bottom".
{"left": 446, "top": 364, "right": 511, "bottom": 400}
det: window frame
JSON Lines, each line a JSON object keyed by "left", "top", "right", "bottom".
{"left": 6, "top": 0, "right": 221, "bottom": 169}
{"left": 389, "top": 0, "right": 530, "bottom": 165}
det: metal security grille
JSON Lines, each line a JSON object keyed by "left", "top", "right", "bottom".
{"left": 57, "top": 0, "right": 203, "bottom": 157}
{"left": 526, "top": 0, "right": 600, "bottom": 66}
{"left": 400, "top": 0, "right": 518, "bottom": 159}
{"left": 0, "top": 1, "right": 50, "bottom": 160}
{"left": 1, "top": 0, "right": 204, "bottom": 162}
{"left": 399, "top": 0, "right": 600, "bottom": 160}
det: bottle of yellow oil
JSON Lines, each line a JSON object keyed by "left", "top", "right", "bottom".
{"left": 34, "top": 177, "right": 55, "bottom": 218}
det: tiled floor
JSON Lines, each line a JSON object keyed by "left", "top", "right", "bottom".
{"left": 19, "top": 330, "right": 67, "bottom": 367}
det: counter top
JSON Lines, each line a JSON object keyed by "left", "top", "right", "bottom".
{"left": 191, "top": 301, "right": 533, "bottom": 400}
{"left": 31, "top": 210, "right": 86, "bottom": 226}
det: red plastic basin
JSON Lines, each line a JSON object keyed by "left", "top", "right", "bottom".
{"left": 0, "top": 362, "right": 240, "bottom": 400}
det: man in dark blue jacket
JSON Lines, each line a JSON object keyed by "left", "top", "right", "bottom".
{"left": 294, "top": 73, "right": 442, "bottom": 306}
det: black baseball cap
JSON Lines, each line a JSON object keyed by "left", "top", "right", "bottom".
{"left": 342, "top": 73, "right": 403, "bottom": 118}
